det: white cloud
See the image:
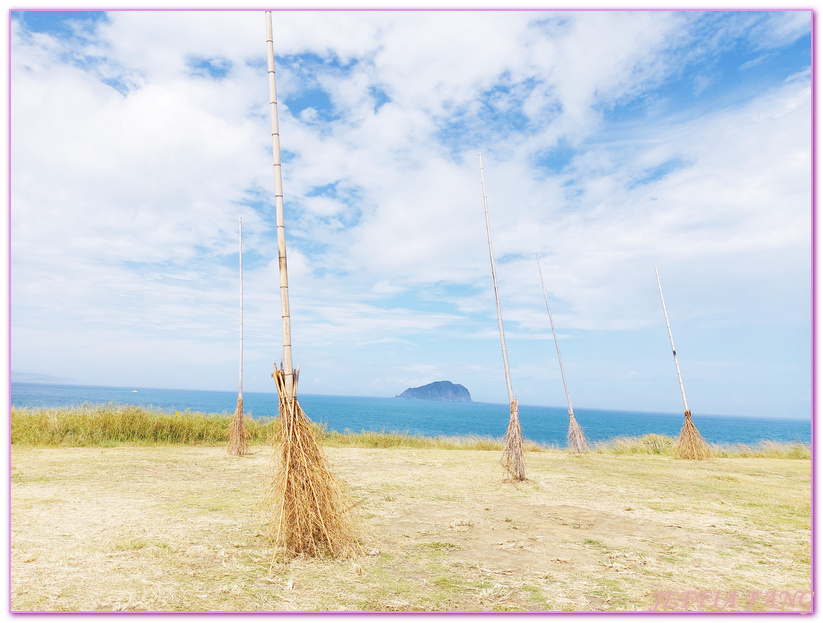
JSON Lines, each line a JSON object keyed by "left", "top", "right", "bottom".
{"left": 749, "top": 11, "right": 812, "bottom": 49}
{"left": 10, "top": 10, "right": 811, "bottom": 417}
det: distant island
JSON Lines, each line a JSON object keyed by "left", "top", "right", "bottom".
{"left": 11, "top": 371, "right": 76, "bottom": 385}
{"left": 395, "top": 381, "right": 472, "bottom": 402}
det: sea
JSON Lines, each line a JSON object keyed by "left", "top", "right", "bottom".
{"left": 10, "top": 382, "right": 811, "bottom": 447}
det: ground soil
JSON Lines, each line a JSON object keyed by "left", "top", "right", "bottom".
{"left": 10, "top": 445, "right": 812, "bottom": 612}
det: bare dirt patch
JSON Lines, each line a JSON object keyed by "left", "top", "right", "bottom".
{"left": 10, "top": 445, "right": 811, "bottom": 612}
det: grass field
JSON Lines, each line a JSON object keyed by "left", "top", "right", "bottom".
{"left": 10, "top": 405, "right": 811, "bottom": 459}
{"left": 10, "top": 421, "right": 812, "bottom": 612}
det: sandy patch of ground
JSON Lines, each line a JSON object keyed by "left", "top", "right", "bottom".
{"left": 10, "top": 445, "right": 811, "bottom": 612}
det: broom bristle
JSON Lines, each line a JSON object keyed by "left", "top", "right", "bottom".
{"left": 674, "top": 410, "right": 710, "bottom": 460}
{"left": 227, "top": 397, "right": 248, "bottom": 456}
{"left": 264, "top": 368, "right": 359, "bottom": 560}
{"left": 501, "top": 399, "right": 526, "bottom": 481}
{"left": 567, "top": 413, "right": 588, "bottom": 454}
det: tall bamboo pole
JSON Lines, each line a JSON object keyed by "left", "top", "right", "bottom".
{"left": 262, "top": 11, "right": 358, "bottom": 559}
{"left": 266, "top": 10, "right": 295, "bottom": 400}
{"left": 238, "top": 217, "right": 244, "bottom": 402}
{"left": 655, "top": 268, "right": 688, "bottom": 414}
{"left": 537, "top": 256, "right": 588, "bottom": 453}
{"left": 479, "top": 152, "right": 525, "bottom": 481}
{"left": 227, "top": 217, "right": 248, "bottom": 456}
{"left": 537, "top": 257, "right": 572, "bottom": 415}
{"left": 479, "top": 153, "right": 514, "bottom": 405}
{"left": 655, "top": 268, "right": 709, "bottom": 459}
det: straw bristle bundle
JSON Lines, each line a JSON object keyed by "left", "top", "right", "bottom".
{"left": 674, "top": 410, "right": 709, "bottom": 460}
{"left": 567, "top": 413, "right": 588, "bottom": 454}
{"left": 227, "top": 397, "right": 248, "bottom": 456}
{"left": 500, "top": 399, "right": 526, "bottom": 481}
{"left": 265, "top": 368, "right": 359, "bottom": 560}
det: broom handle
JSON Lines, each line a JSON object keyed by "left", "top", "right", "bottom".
{"left": 655, "top": 268, "right": 689, "bottom": 413}
{"left": 239, "top": 217, "right": 244, "bottom": 401}
{"left": 266, "top": 11, "right": 295, "bottom": 400}
{"left": 479, "top": 153, "right": 515, "bottom": 404}
{"left": 537, "top": 257, "right": 574, "bottom": 417}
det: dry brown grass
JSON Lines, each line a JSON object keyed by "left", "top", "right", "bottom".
{"left": 10, "top": 445, "right": 810, "bottom": 612}
{"left": 501, "top": 399, "right": 526, "bottom": 481}
{"left": 265, "top": 369, "right": 359, "bottom": 560}
{"left": 567, "top": 413, "right": 588, "bottom": 454}
{"left": 674, "top": 411, "right": 710, "bottom": 460}
{"left": 227, "top": 397, "right": 248, "bottom": 457}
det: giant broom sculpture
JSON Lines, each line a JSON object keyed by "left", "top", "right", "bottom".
{"left": 655, "top": 268, "right": 709, "bottom": 460}
{"left": 479, "top": 153, "right": 525, "bottom": 481}
{"left": 537, "top": 256, "right": 588, "bottom": 453}
{"left": 227, "top": 217, "right": 248, "bottom": 456}
{"left": 263, "top": 11, "right": 358, "bottom": 559}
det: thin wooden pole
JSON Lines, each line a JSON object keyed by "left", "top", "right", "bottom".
{"left": 479, "top": 152, "right": 525, "bottom": 480}
{"left": 238, "top": 217, "right": 244, "bottom": 402}
{"left": 228, "top": 216, "right": 247, "bottom": 456}
{"left": 266, "top": 10, "right": 295, "bottom": 400}
{"left": 655, "top": 268, "right": 689, "bottom": 413}
{"left": 537, "top": 257, "right": 588, "bottom": 453}
{"left": 479, "top": 152, "right": 514, "bottom": 405}
{"left": 536, "top": 256, "right": 572, "bottom": 416}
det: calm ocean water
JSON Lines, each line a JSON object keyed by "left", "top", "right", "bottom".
{"left": 10, "top": 382, "right": 811, "bottom": 447}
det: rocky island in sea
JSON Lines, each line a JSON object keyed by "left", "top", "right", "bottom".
{"left": 395, "top": 381, "right": 472, "bottom": 402}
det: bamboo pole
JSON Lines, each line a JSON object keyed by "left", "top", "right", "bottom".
{"left": 537, "top": 257, "right": 572, "bottom": 415}
{"left": 479, "top": 152, "right": 525, "bottom": 481}
{"left": 266, "top": 10, "right": 295, "bottom": 400}
{"left": 262, "top": 11, "right": 359, "bottom": 559}
{"left": 655, "top": 268, "right": 688, "bottom": 414}
{"left": 655, "top": 268, "right": 709, "bottom": 460}
{"left": 228, "top": 217, "right": 248, "bottom": 456}
{"left": 479, "top": 153, "right": 515, "bottom": 405}
{"left": 537, "top": 256, "right": 587, "bottom": 453}
{"left": 238, "top": 217, "right": 244, "bottom": 402}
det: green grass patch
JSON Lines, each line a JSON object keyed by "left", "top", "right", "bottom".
{"left": 11, "top": 406, "right": 810, "bottom": 458}
{"left": 421, "top": 542, "right": 460, "bottom": 551}
{"left": 11, "top": 404, "right": 278, "bottom": 446}
{"left": 594, "top": 433, "right": 809, "bottom": 460}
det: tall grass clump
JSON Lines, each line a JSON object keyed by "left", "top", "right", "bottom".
{"left": 593, "top": 434, "right": 809, "bottom": 459}
{"left": 709, "top": 440, "right": 811, "bottom": 460}
{"left": 567, "top": 415, "right": 589, "bottom": 454}
{"left": 595, "top": 434, "right": 674, "bottom": 455}
{"left": 264, "top": 367, "right": 359, "bottom": 560}
{"left": 674, "top": 410, "right": 710, "bottom": 460}
{"left": 501, "top": 399, "right": 527, "bottom": 481}
{"left": 322, "top": 430, "right": 551, "bottom": 452}
{"left": 227, "top": 397, "right": 249, "bottom": 456}
{"left": 11, "top": 405, "right": 277, "bottom": 447}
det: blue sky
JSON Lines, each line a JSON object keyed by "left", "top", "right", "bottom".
{"left": 9, "top": 9, "right": 812, "bottom": 419}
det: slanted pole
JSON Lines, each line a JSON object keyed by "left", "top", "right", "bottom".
{"left": 479, "top": 152, "right": 525, "bottom": 481}
{"left": 655, "top": 268, "right": 709, "bottom": 460}
{"left": 655, "top": 268, "right": 688, "bottom": 414}
{"left": 480, "top": 153, "right": 514, "bottom": 406}
{"left": 537, "top": 256, "right": 587, "bottom": 453}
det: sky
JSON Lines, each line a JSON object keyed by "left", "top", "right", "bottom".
{"left": 8, "top": 9, "right": 812, "bottom": 419}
